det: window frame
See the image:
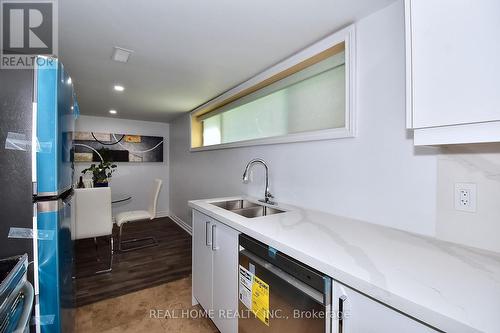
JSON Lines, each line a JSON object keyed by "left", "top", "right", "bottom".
{"left": 190, "top": 24, "right": 356, "bottom": 151}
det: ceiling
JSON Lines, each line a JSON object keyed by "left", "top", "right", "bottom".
{"left": 59, "top": 0, "right": 395, "bottom": 123}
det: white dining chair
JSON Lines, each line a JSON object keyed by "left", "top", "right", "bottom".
{"left": 115, "top": 178, "right": 163, "bottom": 252}
{"left": 74, "top": 187, "right": 114, "bottom": 274}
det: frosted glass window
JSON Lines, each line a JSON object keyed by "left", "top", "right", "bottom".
{"left": 200, "top": 50, "right": 346, "bottom": 147}
{"left": 202, "top": 115, "right": 222, "bottom": 146}
{"left": 221, "top": 90, "right": 288, "bottom": 143}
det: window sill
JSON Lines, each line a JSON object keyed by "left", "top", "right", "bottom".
{"left": 190, "top": 127, "right": 355, "bottom": 152}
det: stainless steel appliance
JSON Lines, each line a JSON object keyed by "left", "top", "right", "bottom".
{"left": 238, "top": 234, "right": 332, "bottom": 333}
{"left": 0, "top": 254, "right": 34, "bottom": 333}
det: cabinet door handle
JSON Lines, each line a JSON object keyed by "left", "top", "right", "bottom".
{"left": 339, "top": 295, "right": 347, "bottom": 333}
{"left": 205, "top": 221, "right": 212, "bottom": 246}
{"left": 211, "top": 224, "right": 219, "bottom": 251}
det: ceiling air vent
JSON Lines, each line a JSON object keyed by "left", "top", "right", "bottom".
{"left": 111, "top": 46, "right": 133, "bottom": 63}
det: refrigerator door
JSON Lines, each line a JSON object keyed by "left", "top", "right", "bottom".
{"left": 0, "top": 68, "right": 34, "bottom": 260}
{"left": 35, "top": 57, "right": 76, "bottom": 198}
{"left": 36, "top": 196, "right": 74, "bottom": 333}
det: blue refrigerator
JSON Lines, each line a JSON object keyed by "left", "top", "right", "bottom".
{"left": 0, "top": 56, "right": 78, "bottom": 333}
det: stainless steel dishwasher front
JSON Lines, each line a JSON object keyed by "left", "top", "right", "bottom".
{"left": 238, "top": 234, "right": 332, "bottom": 333}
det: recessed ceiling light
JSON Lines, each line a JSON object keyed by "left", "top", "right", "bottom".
{"left": 109, "top": 109, "right": 117, "bottom": 114}
{"left": 111, "top": 47, "right": 133, "bottom": 63}
{"left": 114, "top": 85, "right": 125, "bottom": 92}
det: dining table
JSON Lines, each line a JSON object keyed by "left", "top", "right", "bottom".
{"left": 111, "top": 193, "right": 132, "bottom": 204}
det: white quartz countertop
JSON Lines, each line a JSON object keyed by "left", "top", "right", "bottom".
{"left": 189, "top": 196, "right": 500, "bottom": 333}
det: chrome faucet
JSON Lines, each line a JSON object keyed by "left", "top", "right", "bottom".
{"left": 242, "top": 158, "right": 275, "bottom": 205}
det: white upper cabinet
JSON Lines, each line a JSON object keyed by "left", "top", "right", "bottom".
{"left": 405, "top": 0, "right": 500, "bottom": 145}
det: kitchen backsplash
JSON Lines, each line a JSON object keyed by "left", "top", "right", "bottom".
{"left": 436, "top": 144, "right": 500, "bottom": 253}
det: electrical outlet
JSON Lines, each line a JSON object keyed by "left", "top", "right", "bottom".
{"left": 459, "top": 189, "right": 471, "bottom": 207}
{"left": 455, "top": 183, "right": 477, "bottom": 212}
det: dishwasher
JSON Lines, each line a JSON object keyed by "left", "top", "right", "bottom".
{"left": 238, "top": 234, "right": 332, "bottom": 333}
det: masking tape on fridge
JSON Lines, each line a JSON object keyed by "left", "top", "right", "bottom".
{"left": 4, "top": 132, "right": 52, "bottom": 153}
{"left": 37, "top": 139, "right": 52, "bottom": 153}
{"left": 5, "top": 132, "right": 29, "bottom": 151}
{"left": 8, "top": 227, "right": 55, "bottom": 241}
{"left": 31, "top": 314, "right": 55, "bottom": 326}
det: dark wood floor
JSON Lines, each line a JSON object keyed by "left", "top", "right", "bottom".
{"left": 74, "top": 217, "right": 192, "bottom": 307}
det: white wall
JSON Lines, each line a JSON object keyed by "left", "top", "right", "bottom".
{"left": 75, "top": 116, "right": 169, "bottom": 217}
{"left": 170, "top": 1, "right": 439, "bottom": 236}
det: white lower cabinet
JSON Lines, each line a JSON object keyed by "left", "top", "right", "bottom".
{"left": 332, "top": 282, "right": 439, "bottom": 333}
{"left": 192, "top": 210, "right": 239, "bottom": 333}
{"left": 192, "top": 210, "right": 213, "bottom": 312}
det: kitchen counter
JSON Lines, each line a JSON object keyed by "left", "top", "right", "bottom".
{"left": 189, "top": 196, "right": 500, "bottom": 333}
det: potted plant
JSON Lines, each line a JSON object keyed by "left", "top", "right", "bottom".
{"left": 81, "top": 161, "right": 117, "bottom": 187}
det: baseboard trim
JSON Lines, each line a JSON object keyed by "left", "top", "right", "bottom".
{"left": 169, "top": 215, "right": 192, "bottom": 235}
{"left": 156, "top": 210, "right": 170, "bottom": 218}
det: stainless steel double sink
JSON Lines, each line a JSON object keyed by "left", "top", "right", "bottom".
{"left": 210, "top": 199, "right": 285, "bottom": 218}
